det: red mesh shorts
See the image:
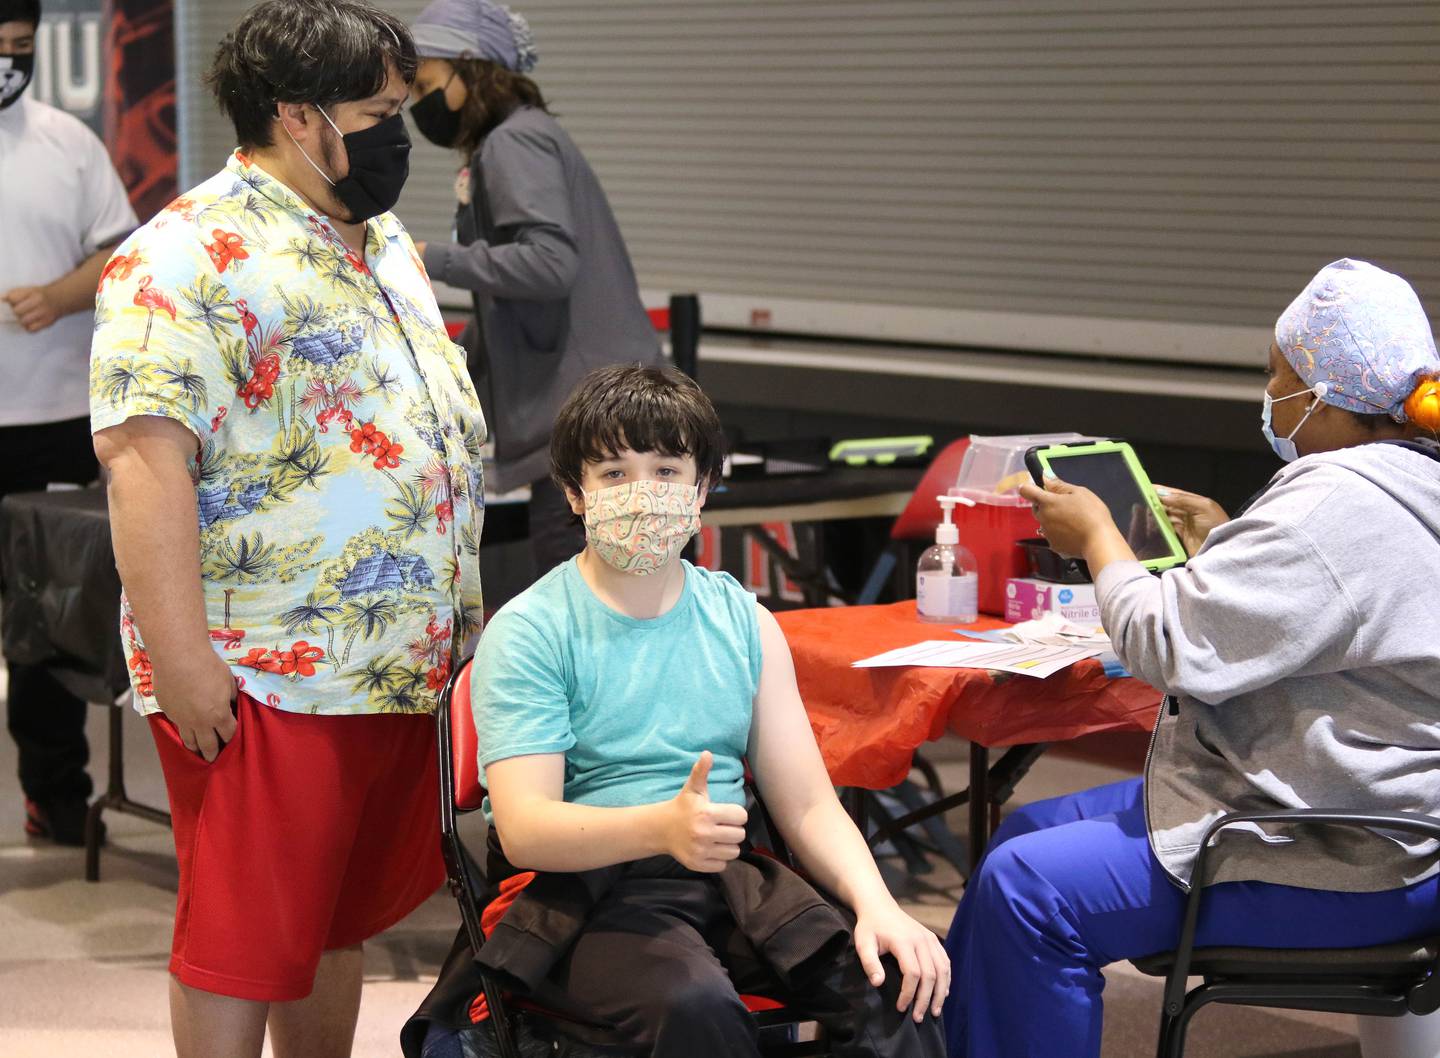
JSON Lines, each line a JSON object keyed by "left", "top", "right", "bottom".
{"left": 149, "top": 691, "right": 445, "bottom": 1001}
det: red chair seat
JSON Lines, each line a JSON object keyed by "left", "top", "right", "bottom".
{"left": 450, "top": 661, "right": 484, "bottom": 812}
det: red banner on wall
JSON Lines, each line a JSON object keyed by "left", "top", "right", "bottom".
{"left": 102, "top": 0, "right": 176, "bottom": 220}
{"left": 30, "top": 0, "right": 176, "bottom": 221}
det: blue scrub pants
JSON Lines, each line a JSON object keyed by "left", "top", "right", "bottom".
{"left": 942, "top": 778, "right": 1440, "bottom": 1057}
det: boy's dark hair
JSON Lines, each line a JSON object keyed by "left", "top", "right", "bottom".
{"left": 0, "top": 0, "right": 41, "bottom": 28}
{"left": 207, "top": 0, "right": 416, "bottom": 150}
{"left": 450, "top": 57, "right": 550, "bottom": 156}
{"left": 550, "top": 365, "right": 727, "bottom": 495}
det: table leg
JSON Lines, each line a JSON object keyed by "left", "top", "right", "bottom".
{"left": 968, "top": 742, "right": 990, "bottom": 874}
{"left": 85, "top": 704, "right": 171, "bottom": 883}
{"left": 740, "top": 524, "right": 851, "bottom": 607}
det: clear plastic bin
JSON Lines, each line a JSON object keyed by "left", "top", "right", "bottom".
{"left": 949, "top": 433, "right": 1096, "bottom": 615}
{"left": 952, "top": 433, "right": 1095, "bottom": 506}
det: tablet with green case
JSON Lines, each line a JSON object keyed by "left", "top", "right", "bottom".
{"left": 1024, "top": 440, "right": 1187, "bottom": 573}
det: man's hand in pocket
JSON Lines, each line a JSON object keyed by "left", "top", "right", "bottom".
{"left": 153, "top": 651, "right": 237, "bottom": 762}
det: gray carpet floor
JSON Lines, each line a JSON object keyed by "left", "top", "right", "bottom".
{"left": 0, "top": 676, "right": 1369, "bottom": 1057}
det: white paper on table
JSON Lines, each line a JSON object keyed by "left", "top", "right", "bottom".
{"left": 1002, "top": 613, "right": 1111, "bottom": 649}
{"left": 852, "top": 640, "right": 1103, "bottom": 679}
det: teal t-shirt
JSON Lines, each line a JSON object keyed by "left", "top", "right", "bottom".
{"left": 472, "top": 558, "right": 763, "bottom": 821}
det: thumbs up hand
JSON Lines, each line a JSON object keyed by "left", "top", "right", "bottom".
{"left": 664, "top": 751, "right": 748, "bottom": 873}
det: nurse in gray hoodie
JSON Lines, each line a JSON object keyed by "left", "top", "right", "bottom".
{"left": 942, "top": 259, "right": 1440, "bottom": 1058}
{"left": 406, "top": 0, "right": 662, "bottom": 576}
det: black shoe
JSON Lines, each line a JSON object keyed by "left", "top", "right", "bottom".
{"left": 24, "top": 797, "right": 104, "bottom": 847}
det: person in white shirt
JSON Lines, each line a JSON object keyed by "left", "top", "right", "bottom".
{"left": 0, "top": 0, "right": 137, "bottom": 844}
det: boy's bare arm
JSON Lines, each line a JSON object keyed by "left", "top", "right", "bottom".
{"left": 486, "top": 751, "right": 747, "bottom": 874}
{"left": 747, "top": 604, "right": 950, "bottom": 1021}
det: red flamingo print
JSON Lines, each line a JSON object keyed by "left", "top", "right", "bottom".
{"left": 235, "top": 298, "right": 260, "bottom": 342}
{"left": 205, "top": 229, "right": 249, "bottom": 274}
{"left": 98, "top": 249, "right": 143, "bottom": 291}
{"left": 133, "top": 276, "right": 177, "bottom": 352}
{"left": 210, "top": 405, "right": 229, "bottom": 433}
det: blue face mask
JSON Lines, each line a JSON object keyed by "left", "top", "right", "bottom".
{"left": 1261, "top": 384, "right": 1326, "bottom": 462}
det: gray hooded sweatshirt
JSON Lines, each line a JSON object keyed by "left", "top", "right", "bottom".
{"left": 1096, "top": 440, "right": 1440, "bottom": 892}
{"left": 423, "top": 107, "right": 661, "bottom": 493}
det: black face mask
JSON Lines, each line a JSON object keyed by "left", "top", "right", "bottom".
{"left": 313, "top": 108, "right": 412, "bottom": 222}
{"left": 411, "top": 87, "right": 463, "bottom": 149}
{"left": 0, "top": 52, "right": 34, "bottom": 111}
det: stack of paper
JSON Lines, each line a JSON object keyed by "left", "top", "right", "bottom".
{"left": 1001, "top": 613, "right": 1110, "bottom": 648}
{"left": 852, "top": 640, "right": 1103, "bottom": 679}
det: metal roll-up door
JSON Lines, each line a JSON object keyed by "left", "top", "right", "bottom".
{"left": 176, "top": 0, "right": 1440, "bottom": 367}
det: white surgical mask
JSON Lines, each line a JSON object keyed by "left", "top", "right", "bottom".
{"left": 1261, "top": 382, "right": 1327, "bottom": 462}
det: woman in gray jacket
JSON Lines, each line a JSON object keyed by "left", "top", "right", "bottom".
{"left": 407, "top": 0, "right": 662, "bottom": 576}
{"left": 943, "top": 259, "right": 1440, "bottom": 1057}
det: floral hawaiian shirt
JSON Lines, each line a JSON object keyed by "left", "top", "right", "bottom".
{"left": 90, "top": 150, "right": 486, "bottom": 717}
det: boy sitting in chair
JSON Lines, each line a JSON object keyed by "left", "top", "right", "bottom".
{"left": 420, "top": 365, "right": 947, "bottom": 1058}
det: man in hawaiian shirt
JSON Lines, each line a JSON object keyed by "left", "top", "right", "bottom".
{"left": 89, "top": 2, "right": 484, "bottom": 1054}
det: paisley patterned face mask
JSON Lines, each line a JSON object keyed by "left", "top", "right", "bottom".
{"left": 581, "top": 479, "right": 702, "bottom": 575}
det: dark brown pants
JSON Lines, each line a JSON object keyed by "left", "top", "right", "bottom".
{"left": 546, "top": 860, "right": 946, "bottom": 1058}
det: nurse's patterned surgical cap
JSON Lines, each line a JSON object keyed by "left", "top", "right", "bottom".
{"left": 1275, "top": 258, "right": 1439, "bottom": 420}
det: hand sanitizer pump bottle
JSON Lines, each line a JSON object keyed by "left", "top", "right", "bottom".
{"left": 917, "top": 494, "right": 979, "bottom": 624}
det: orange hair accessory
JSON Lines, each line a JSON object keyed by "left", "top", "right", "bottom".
{"left": 1403, "top": 380, "right": 1440, "bottom": 431}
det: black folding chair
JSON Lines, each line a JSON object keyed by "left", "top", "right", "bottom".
{"left": 433, "top": 657, "right": 834, "bottom": 1058}
{"left": 1131, "top": 809, "right": 1440, "bottom": 1058}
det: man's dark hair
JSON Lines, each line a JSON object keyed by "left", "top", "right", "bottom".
{"left": 0, "top": 0, "right": 41, "bottom": 28}
{"left": 450, "top": 57, "right": 549, "bottom": 156}
{"left": 207, "top": 0, "right": 416, "bottom": 150}
{"left": 550, "top": 365, "right": 727, "bottom": 495}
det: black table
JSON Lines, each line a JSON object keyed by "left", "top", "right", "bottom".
{"left": 0, "top": 488, "right": 168, "bottom": 880}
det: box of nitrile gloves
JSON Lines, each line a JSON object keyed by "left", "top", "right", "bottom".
{"left": 1003, "top": 578, "right": 1100, "bottom": 625}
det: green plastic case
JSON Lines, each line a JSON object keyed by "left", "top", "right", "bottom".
{"left": 1024, "top": 440, "right": 1187, "bottom": 573}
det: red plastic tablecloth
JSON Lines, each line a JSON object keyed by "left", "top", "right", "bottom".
{"left": 775, "top": 601, "right": 1163, "bottom": 790}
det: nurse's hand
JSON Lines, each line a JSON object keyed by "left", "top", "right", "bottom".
{"left": 1154, "top": 485, "right": 1229, "bottom": 555}
{"left": 1019, "top": 477, "right": 1127, "bottom": 564}
{"left": 2, "top": 286, "right": 59, "bottom": 333}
